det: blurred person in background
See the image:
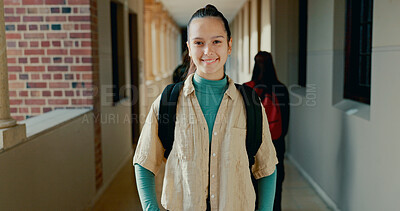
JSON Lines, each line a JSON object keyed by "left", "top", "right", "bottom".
{"left": 245, "top": 51, "right": 290, "bottom": 211}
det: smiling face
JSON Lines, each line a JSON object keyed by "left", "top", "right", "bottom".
{"left": 187, "top": 17, "right": 232, "bottom": 80}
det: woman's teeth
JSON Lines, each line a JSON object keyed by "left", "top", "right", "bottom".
{"left": 203, "top": 59, "right": 217, "bottom": 63}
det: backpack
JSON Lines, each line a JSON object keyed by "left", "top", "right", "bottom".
{"left": 157, "top": 81, "right": 263, "bottom": 209}
{"left": 245, "top": 81, "right": 282, "bottom": 140}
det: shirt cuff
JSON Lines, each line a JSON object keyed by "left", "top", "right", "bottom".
{"left": 133, "top": 155, "right": 160, "bottom": 175}
{"left": 252, "top": 163, "right": 278, "bottom": 180}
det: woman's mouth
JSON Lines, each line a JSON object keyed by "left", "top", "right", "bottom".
{"left": 202, "top": 58, "right": 218, "bottom": 64}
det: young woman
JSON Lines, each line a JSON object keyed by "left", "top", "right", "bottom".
{"left": 133, "top": 5, "right": 278, "bottom": 211}
{"left": 245, "top": 51, "right": 290, "bottom": 211}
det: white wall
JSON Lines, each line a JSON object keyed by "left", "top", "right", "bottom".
{"left": 0, "top": 113, "right": 96, "bottom": 210}
{"left": 287, "top": 0, "right": 400, "bottom": 210}
{"left": 271, "top": 0, "right": 299, "bottom": 85}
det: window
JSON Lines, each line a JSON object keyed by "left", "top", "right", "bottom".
{"left": 110, "top": 2, "right": 127, "bottom": 103}
{"left": 344, "top": 0, "right": 373, "bottom": 104}
{"left": 298, "top": 0, "right": 308, "bottom": 87}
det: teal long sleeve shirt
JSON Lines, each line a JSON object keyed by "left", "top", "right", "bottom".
{"left": 134, "top": 164, "right": 160, "bottom": 211}
{"left": 134, "top": 73, "right": 277, "bottom": 210}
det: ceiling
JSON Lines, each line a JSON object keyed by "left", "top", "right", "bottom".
{"left": 158, "top": 0, "right": 247, "bottom": 27}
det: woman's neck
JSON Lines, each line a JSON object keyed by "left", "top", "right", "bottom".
{"left": 193, "top": 72, "right": 227, "bottom": 93}
{"left": 196, "top": 69, "right": 225, "bottom": 81}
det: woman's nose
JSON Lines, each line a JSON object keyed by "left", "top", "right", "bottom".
{"left": 204, "top": 44, "right": 214, "bottom": 55}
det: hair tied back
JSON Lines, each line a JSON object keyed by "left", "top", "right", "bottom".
{"left": 204, "top": 4, "right": 218, "bottom": 11}
{"left": 187, "top": 4, "right": 231, "bottom": 41}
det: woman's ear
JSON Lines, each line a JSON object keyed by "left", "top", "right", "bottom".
{"left": 228, "top": 38, "right": 232, "bottom": 55}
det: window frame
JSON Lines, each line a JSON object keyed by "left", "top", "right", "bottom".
{"left": 110, "top": 1, "right": 127, "bottom": 104}
{"left": 343, "top": 0, "right": 374, "bottom": 105}
{"left": 298, "top": 0, "right": 308, "bottom": 87}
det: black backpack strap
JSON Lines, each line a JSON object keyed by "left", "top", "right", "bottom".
{"left": 158, "top": 81, "right": 184, "bottom": 159}
{"left": 235, "top": 83, "right": 263, "bottom": 210}
{"left": 235, "top": 83, "right": 263, "bottom": 165}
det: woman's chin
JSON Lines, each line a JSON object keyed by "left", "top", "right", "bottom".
{"left": 197, "top": 69, "right": 224, "bottom": 80}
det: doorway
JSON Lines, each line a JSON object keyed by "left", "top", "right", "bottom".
{"left": 129, "top": 12, "right": 140, "bottom": 145}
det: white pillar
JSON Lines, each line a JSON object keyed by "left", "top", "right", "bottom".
{"left": 167, "top": 25, "right": 175, "bottom": 74}
{"left": 168, "top": 25, "right": 173, "bottom": 73}
{"left": 0, "top": 0, "right": 26, "bottom": 150}
{"left": 260, "top": 0, "right": 272, "bottom": 52}
{"left": 144, "top": 6, "right": 155, "bottom": 80}
{"left": 0, "top": 0, "right": 15, "bottom": 129}
{"left": 174, "top": 28, "right": 178, "bottom": 67}
{"left": 151, "top": 17, "right": 161, "bottom": 80}
{"left": 250, "top": 0, "right": 259, "bottom": 71}
{"left": 159, "top": 18, "right": 166, "bottom": 76}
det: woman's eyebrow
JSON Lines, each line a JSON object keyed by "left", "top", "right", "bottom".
{"left": 191, "top": 35, "right": 225, "bottom": 41}
{"left": 212, "top": 36, "right": 225, "bottom": 39}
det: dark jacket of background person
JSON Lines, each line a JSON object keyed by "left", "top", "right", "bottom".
{"left": 247, "top": 51, "right": 290, "bottom": 211}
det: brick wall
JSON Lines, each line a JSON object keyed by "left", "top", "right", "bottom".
{"left": 89, "top": 0, "right": 102, "bottom": 191}
{"left": 4, "top": 0, "right": 93, "bottom": 121}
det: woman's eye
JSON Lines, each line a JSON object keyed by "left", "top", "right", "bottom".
{"left": 213, "top": 40, "right": 222, "bottom": 44}
{"left": 194, "top": 41, "right": 203, "bottom": 45}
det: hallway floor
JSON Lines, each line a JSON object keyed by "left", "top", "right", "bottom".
{"left": 92, "top": 157, "right": 331, "bottom": 211}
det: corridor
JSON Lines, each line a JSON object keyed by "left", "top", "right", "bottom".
{"left": 92, "top": 156, "right": 331, "bottom": 211}
{"left": 1, "top": 0, "right": 399, "bottom": 210}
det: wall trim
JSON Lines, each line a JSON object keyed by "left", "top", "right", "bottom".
{"left": 0, "top": 109, "right": 92, "bottom": 153}
{"left": 306, "top": 45, "right": 400, "bottom": 55}
{"left": 287, "top": 154, "right": 341, "bottom": 211}
{"left": 372, "top": 45, "right": 400, "bottom": 53}
{"left": 307, "top": 49, "right": 334, "bottom": 56}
